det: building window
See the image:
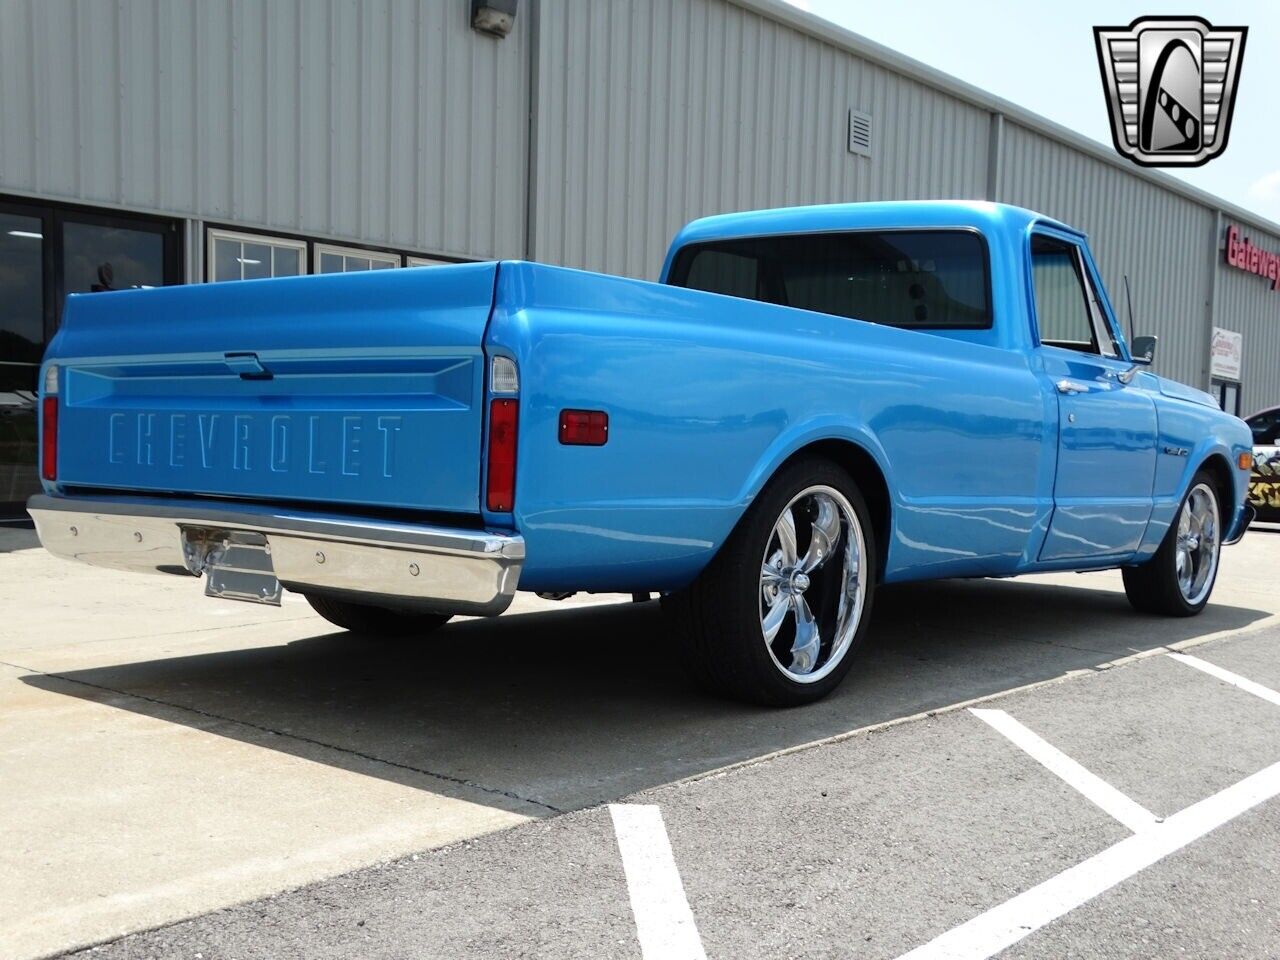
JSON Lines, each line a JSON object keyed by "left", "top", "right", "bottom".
{"left": 208, "top": 229, "right": 306, "bottom": 282}
{"left": 406, "top": 255, "right": 451, "bottom": 268}
{"left": 314, "top": 243, "right": 400, "bottom": 273}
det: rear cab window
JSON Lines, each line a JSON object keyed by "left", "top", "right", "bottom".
{"left": 668, "top": 230, "right": 992, "bottom": 332}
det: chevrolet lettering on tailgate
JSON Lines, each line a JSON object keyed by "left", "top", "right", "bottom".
{"left": 105, "top": 412, "right": 404, "bottom": 478}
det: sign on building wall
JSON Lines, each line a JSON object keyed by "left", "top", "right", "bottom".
{"left": 1210, "top": 326, "right": 1243, "bottom": 380}
{"left": 1224, "top": 225, "right": 1280, "bottom": 290}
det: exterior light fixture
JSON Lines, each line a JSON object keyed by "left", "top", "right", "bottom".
{"left": 471, "top": 0, "right": 517, "bottom": 37}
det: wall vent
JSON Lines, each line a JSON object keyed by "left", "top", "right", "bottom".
{"left": 848, "top": 109, "right": 873, "bottom": 158}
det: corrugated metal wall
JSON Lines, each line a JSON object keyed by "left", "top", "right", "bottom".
{"left": 1, "top": 0, "right": 1276, "bottom": 406}
{"left": 1215, "top": 221, "right": 1280, "bottom": 414}
{"left": 530, "top": 0, "right": 991, "bottom": 280}
{"left": 997, "top": 121, "right": 1216, "bottom": 391}
{"left": 0, "top": 0, "right": 528, "bottom": 262}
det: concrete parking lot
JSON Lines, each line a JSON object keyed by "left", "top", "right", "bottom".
{"left": 2, "top": 519, "right": 1278, "bottom": 958}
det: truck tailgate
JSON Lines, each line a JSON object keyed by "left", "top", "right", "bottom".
{"left": 48, "top": 263, "right": 497, "bottom": 514}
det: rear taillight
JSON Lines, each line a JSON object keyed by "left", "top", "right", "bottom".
{"left": 41, "top": 365, "right": 58, "bottom": 482}
{"left": 486, "top": 398, "right": 518, "bottom": 512}
{"left": 41, "top": 396, "right": 57, "bottom": 481}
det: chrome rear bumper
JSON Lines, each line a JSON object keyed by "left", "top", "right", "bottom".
{"left": 27, "top": 493, "right": 523, "bottom": 616}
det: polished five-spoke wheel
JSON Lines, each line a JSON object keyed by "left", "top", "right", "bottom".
{"left": 1123, "top": 469, "right": 1222, "bottom": 617}
{"left": 1173, "top": 483, "right": 1219, "bottom": 606}
{"left": 663, "top": 457, "right": 877, "bottom": 706}
{"left": 759, "top": 486, "right": 866, "bottom": 683}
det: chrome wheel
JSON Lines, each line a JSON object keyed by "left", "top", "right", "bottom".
{"left": 759, "top": 485, "right": 867, "bottom": 684}
{"left": 1175, "top": 482, "right": 1220, "bottom": 606}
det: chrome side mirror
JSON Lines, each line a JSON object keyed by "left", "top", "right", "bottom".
{"left": 1130, "top": 335, "right": 1157, "bottom": 365}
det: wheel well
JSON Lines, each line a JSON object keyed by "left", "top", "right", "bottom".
{"left": 1196, "top": 454, "right": 1235, "bottom": 527}
{"left": 779, "top": 439, "right": 892, "bottom": 581}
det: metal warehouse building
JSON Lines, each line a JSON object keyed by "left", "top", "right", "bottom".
{"left": 2, "top": 0, "right": 1278, "bottom": 510}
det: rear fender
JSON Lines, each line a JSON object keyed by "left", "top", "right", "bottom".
{"left": 736, "top": 417, "right": 895, "bottom": 510}
{"left": 732, "top": 419, "right": 896, "bottom": 579}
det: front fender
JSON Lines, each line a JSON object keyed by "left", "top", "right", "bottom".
{"left": 1137, "top": 409, "right": 1252, "bottom": 559}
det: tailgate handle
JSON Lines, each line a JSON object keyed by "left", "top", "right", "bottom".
{"left": 224, "top": 352, "right": 272, "bottom": 380}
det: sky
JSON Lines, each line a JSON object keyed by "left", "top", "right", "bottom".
{"left": 782, "top": 0, "right": 1280, "bottom": 224}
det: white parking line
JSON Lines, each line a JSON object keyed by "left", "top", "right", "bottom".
{"left": 895, "top": 757, "right": 1280, "bottom": 960}
{"left": 1168, "top": 652, "right": 1280, "bottom": 707}
{"left": 970, "top": 708, "right": 1159, "bottom": 833}
{"left": 609, "top": 804, "right": 707, "bottom": 960}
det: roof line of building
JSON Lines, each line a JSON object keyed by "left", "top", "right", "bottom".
{"left": 732, "top": 0, "right": 1280, "bottom": 240}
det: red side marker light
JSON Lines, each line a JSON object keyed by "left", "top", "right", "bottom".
{"left": 487, "top": 398, "right": 518, "bottom": 512}
{"left": 41, "top": 396, "right": 58, "bottom": 481}
{"left": 559, "top": 409, "right": 608, "bottom": 446}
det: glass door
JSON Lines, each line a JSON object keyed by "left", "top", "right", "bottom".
{"left": 1212, "top": 379, "right": 1241, "bottom": 417}
{"left": 0, "top": 203, "right": 51, "bottom": 511}
{"left": 55, "top": 207, "right": 181, "bottom": 316}
{"left": 0, "top": 196, "right": 181, "bottom": 511}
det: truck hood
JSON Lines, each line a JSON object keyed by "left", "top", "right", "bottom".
{"left": 1156, "top": 377, "right": 1219, "bottom": 410}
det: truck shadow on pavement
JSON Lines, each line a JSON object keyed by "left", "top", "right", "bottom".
{"left": 20, "top": 577, "right": 1270, "bottom": 815}
{"left": 0, "top": 522, "right": 38, "bottom": 553}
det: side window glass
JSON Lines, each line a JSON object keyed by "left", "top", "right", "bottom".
{"left": 1251, "top": 413, "right": 1280, "bottom": 445}
{"left": 1030, "top": 235, "right": 1099, "bottom": 354}
{"left": 1080, "top": 265, "right": 1121, "bottom": 357}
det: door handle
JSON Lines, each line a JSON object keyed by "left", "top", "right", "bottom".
{"left": 1055, "top": 379, "right": 1088, "bottom": 395}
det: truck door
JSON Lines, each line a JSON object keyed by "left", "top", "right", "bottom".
{"left": 1029, "top": 231, "right": 1158, "bottom": 561}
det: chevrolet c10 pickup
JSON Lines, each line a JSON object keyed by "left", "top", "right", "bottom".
{"left": 29, "top": 201, "right": 1255, "bottom": 705}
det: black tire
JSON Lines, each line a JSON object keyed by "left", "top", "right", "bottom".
{"left": 305, "top": 594, "right": 452, "bottom": 637}
{"left": 662, "top": 457, "right": 877, "bottom": 706}
{"left": 1122, "top": 468, "right": 1223, "bottom": 617}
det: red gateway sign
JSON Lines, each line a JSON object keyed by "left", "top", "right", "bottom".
{"left": 1225, "top": 224, "right": 1280, "bottom": 290}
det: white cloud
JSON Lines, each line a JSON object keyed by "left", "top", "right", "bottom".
{"left": 783, "top": 0, "right": 813, "bottom": 11}
{"left": 1248, "top": 170, "right": 1280, "bottom": 203}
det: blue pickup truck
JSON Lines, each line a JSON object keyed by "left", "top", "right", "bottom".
{"left": 30, "top": 201, "right": 1254, "bottom": 705}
